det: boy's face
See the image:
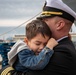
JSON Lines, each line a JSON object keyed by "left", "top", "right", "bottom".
{"left": 26, "top": 33, "right": 50, "bottom": 55}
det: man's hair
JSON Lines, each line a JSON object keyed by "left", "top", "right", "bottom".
{"left": 25, "top": 19, "right": 52, "bottom": 40}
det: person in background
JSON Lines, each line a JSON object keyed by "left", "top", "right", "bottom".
{"left": 7, "top": 19, "right": 58, "bottom": 73}
{"left": 24, "top": 0, "right": 76, "bottom": 75}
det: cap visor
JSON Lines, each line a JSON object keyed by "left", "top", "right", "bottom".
{"left": 37, "top": 15, "right": 56, "bottom": 19}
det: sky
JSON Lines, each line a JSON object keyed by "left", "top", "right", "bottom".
{"left": 0, "top": 0, "right": 45, "bottom": 26}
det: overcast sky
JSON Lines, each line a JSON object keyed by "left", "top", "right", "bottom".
{"left": 0, "top": 0, "right": 45, "bottom": 26}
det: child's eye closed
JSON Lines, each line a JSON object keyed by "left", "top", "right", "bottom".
{"left": 35, "top": 43, "right": 41, "bottom": 45}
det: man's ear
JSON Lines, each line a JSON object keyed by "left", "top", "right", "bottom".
{"left": 56, "top": 20, "right": 65, "bottom": 30}
{"left": 24, "top": 37, "right": 28, "bottom": 44}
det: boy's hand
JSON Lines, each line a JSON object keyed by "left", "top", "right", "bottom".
{"left": 46, "top": 38, "right": 58, "bottom": 50}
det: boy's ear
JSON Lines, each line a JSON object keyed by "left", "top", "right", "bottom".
{"left": 24, "top": 37, "right": 28, "bottom": 44}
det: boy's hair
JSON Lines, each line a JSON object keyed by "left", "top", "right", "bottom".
{"left": 25, "top": 19, "right": 52, "bottom": 40}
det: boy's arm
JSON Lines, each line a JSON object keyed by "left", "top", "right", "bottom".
{"left": 18, "top": 48, "right": 53, "bottom": 70}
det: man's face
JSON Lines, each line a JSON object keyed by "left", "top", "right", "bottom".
{"left": 27, "top": 33, "right": 50, "bottom": 55}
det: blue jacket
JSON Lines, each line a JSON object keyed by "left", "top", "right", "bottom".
{"left": 8, "top": 40, "right": 54, "bottom": 72}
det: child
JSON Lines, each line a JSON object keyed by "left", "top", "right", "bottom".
{"left": 8, "top": 19, "right": 58, "bottom": 72}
